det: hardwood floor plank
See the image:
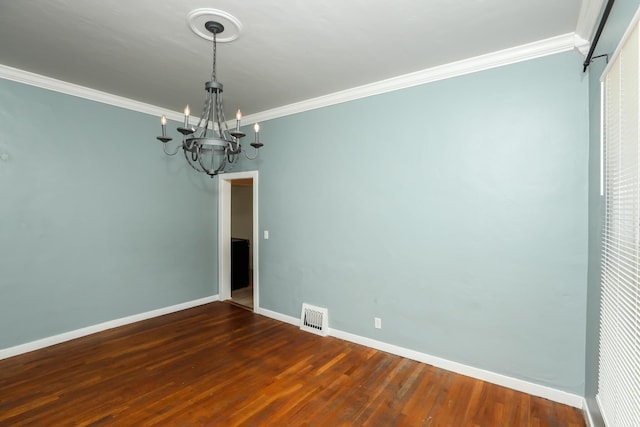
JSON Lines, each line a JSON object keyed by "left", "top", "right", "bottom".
{"left": 0, "top": 302, "right": 585, "bottom": 426}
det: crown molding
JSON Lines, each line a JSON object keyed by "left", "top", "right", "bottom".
{"left": 2, "top": 32, "right": 580, "bottom": 127}
{"left": 243, "top": 33, "right": 580, "bottom": 125}
{"left": 0, "top": 64, "right": 186, "bottom": 123}
{"left": 575, "top": 0, "right": 606, "bottom": 54}
{"left": 574, "top": 34, "right": 591, "bottom": 56}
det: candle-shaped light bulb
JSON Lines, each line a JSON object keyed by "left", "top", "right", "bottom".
{"left": 161, "top": 115, "right": 167, "bottom": 137}
{"left": 184, "top": 105, "right": 190, "bottom": 127}
{"left": 236, "top": 109, "right": 242, "bottom": 131}
{"left": 254, "top": 123, "right": 260, "bottom": 144}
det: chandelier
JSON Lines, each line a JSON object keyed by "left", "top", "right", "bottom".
{"left": 156, "top": 20, "right": 263, "bottom": 177}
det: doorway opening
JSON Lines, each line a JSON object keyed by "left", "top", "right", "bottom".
{"left": 230, "top": 178, "right": 253, "bottom": 308}
{"left": 218, "top": 171, "right": 259, "bottom": 311}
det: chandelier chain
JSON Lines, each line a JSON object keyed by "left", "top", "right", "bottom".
{"left": 211, "top": 31, "right": 217, "bottom": 81}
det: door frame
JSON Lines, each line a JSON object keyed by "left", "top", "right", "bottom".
{"left": 218, "top": 170, "right": 259, "bottom": 310}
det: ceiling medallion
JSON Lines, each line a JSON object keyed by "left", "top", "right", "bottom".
{"left": 187, "top": 8, "right": 242, "bottom": 42}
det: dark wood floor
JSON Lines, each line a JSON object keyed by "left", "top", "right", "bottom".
{"left": 0, "top": 302, "right": 585, "bottom": 426}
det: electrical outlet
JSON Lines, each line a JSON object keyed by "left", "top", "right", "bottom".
{"left": 374, "top": 317, "right": 382, "bottom": 329}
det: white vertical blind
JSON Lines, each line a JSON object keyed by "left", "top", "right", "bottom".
{"left": 598, "top": 19, "right": 640, "bottom": 427}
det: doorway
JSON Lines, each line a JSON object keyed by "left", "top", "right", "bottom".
{"left": 218, "top": 171, "right": 259, "bottom": 310}
{"left": 230, "top": 178, "right": 253, "bottom": 308}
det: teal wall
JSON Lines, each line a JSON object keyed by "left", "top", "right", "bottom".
{"left": 0, "top": 79, "right": 218, "bottom": 349}
{"left": 585, "top": 1, "right": 640, "bottom": 424}
{"left": 1, "top": 47, "right": 590, "bottom": 396}
{"left": 258, "top": 50, "right": 589, "bottom": 394}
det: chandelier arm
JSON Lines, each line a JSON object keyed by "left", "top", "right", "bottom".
{"left": 215, "top": 90, "right": 229, "bottom": 140}
{"left": 196, "top": 145, "right": 225, "bottom": 176}
{"left": 242, "top": 147, "right": 259, "bottom": 160}
{"left": 162, "top": 142, "right": 181, "bottom": 156}
{"left": 212, "top": 93, "right": 221, "bottom": 138}
{"left": 197, "top": 145, "right": 212, "bottom": 174}
{"left": 226, "top": 140, "right": 240, "bottom": 156}
{"left": 194, "top": 91, "right": 213, "bottom": 137}
{"left": 208, "top": 146, "right": 216, "bottom": 171}
{"left": 217, "top": 148, "right": 228, "bottom": 174}
{"left": 226, "top": 150, "right": 237, "bottom": 172}
{"left": 183, "top": 147, "right": 206, "bottom": 173}
{"left": 217, "top": 103, "right": 241, "bottom": 158}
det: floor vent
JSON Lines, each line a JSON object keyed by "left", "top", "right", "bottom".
{"left": 300, "top": 303, "right": 328, "bottom": 337}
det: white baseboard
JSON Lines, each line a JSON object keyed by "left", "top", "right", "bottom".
{"left": 596, "top": 394, "right": 611, "bottom": 427}
{"left": 3, "top": 299, "right": 584, "bottom": 409}
{"left": 331, "top": 328, "right": 583, "bottom": 408}
{"left": 0, "top": 295, "right": 219, "bottom": 360}
{"left": 254, "top": 307, "right": 300, "bottom": 326}
{"left": 583, "top": 398, "right": 596, "bottom": 427}
{"left": 254, "top": 307, "right": 583, "bottom": 409}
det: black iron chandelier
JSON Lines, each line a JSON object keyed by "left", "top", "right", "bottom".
{"left": 156, "top": 21, "right": 263, "bottom": 177}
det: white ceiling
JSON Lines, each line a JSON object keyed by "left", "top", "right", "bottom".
{"left": 0, "top": 0, "right": 598, "bottom": 121}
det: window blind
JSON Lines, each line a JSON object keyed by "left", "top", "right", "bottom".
{"left": 598, "top": 20, "right": 640, "bottom": 427}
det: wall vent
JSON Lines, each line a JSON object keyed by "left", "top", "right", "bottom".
{"left": 300, "top": 303, "right": 328, "bottom": 336}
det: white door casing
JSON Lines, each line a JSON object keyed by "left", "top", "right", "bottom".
{"left": 218, "top": 171, "right": 259, "bottom": 309}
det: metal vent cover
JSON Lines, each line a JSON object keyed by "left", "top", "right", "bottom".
{"left": 300, "top": 303, "right": 328, "bottom": 336}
